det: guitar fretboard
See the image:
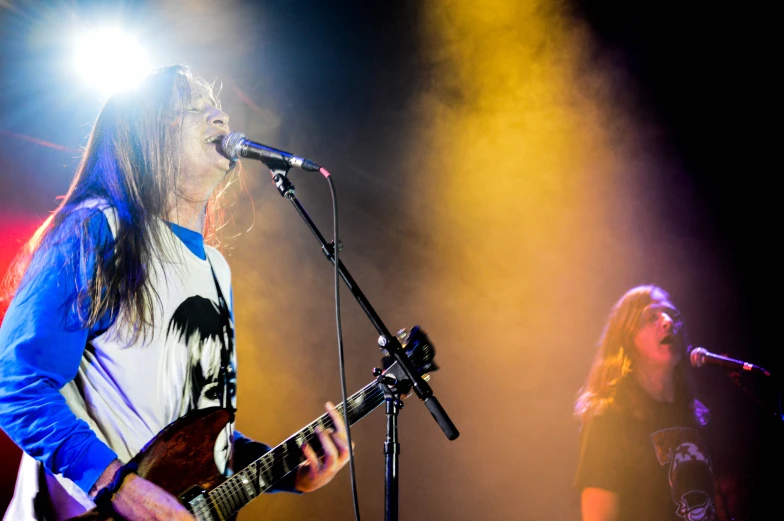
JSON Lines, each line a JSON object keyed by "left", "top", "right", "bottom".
{"left": 199, "top": 376, "right": 388, "bottom": 519}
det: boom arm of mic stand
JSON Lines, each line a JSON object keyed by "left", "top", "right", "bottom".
{"left": 271, "top": 171, "right": 460, "bottom": 440}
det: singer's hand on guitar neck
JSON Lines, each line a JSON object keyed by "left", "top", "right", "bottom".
{"left": 90, "top": 459, "right": 196, "bottom": 521}
{"left": 294, "top": 401, "right": 353, "bottom": 493}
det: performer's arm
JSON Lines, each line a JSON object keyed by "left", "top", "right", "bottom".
{"left": 574, "top": 414, "right": 623, "bottom": 521}
{"left": 581, "top": 487, "right": 619, "bottom": 521}
{"left": 0, "top": 210, "right": 117, "bottom": 494}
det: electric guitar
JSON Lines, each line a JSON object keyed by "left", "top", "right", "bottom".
{"left": 66, "top": 326, "right": 437, "bottom": 521}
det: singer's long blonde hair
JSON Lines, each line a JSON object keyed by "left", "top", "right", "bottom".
{"left": 574, "top": 285, "right": 707, "bottom": 426}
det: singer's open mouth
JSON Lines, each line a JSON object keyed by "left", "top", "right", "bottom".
{"left": 660, "top": 335, "right": 675, "bottom": 345}
{"left": 205, "top": 134, "right": 231, "bottom": 161}
{"left": 203, "top": 134, "right": 223, "bottom": 144}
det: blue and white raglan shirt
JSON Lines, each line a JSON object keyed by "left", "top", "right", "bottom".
{"left": 0, "top": 200, "right": 262, "bottom": 520}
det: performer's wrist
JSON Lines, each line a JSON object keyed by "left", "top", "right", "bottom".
{"left": 91, "top": 459, "right": 138, "bottom": 513}
{"left": 89, "top": 459, "right": 123, "bottom": 498}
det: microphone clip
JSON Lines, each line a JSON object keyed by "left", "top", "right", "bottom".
{"left": 272, "top": 171, "right": 295, "bottom": 198}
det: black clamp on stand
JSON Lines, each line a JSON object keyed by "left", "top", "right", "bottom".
{"left": 270, "top": 167, "right": 460, "bottom": 521}
{"left": 373, "top": 364, "right": 408, "bottom": 521}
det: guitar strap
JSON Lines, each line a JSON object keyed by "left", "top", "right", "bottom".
{"left": 207, "top": 257, "right": 235, "bottom": 416}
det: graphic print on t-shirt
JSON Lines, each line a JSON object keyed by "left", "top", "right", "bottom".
{"left": 651, "top": 427, "right": 715, "bottom": 521}
{"left": 167, "top": 294, "right": 236, "bottom": 475}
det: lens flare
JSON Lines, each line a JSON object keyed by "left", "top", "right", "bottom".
{"left": 73, "top": 27, "right": 151, "bottom": 96}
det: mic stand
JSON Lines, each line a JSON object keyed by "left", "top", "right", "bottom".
{"left": 727, "top": 370, "right": 784, "bottom": 424}
{"left": 372, "top": 367, "right": 409, "bottom": 521}
{"left": 269, "top": 169, "right": 460, "bottom": 521}
{"left": 384, "top": 390, "right": 401, "bottom": 521}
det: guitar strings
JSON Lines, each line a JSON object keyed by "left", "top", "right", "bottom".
{"left": 191, "top": 354, "right": 431, "bottom": 520}
{"left": 206, "top": 358, "right": 429, "bottom": 518}
{"left": 191, "top": 383, "right": 386, "bottom": 519}
{"left": 202, "top": 382, "right": 388, "bottom": 518}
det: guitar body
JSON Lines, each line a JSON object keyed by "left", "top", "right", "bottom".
{"left": 67, "top": 407, "right": 231, "bottom": 521}
{"left": 63, "top": 325, "right": 439, "bottom": 521}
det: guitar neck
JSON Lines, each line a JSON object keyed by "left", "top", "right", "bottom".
{"left": 206, "top": 377, "right": 388, "bottom": 517}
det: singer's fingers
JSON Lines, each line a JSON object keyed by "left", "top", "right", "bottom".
{"left": 325, "top": 402, "right": 352, "bottom": 457}
{"left": 325, "top": 401, "right": 347, "bottom": 435}
{"left": 316, "top": 424, "right": 340, "bottom": 469}
{"left": 301, "top": 440, "right": 320, "bottom": 472}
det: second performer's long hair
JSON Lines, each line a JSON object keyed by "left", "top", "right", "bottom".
{"left": 574, "top": 285, "right": 706, "bottom": 426}
{"left": 1, "top": 65, "right": 234, "bottom": 342}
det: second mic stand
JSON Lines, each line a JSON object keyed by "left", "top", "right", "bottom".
{"left": 269, "top": 168, "right": 459, "bottom": 521}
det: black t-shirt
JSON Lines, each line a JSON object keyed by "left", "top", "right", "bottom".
{"left": 575, "top": 381, "right": 716, "bottom": 521}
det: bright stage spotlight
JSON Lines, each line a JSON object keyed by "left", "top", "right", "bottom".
{"left": 73, "top": 27, "right": 151, "bottom": 97}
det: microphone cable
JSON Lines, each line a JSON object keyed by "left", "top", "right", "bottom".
{"left": 320, "top": 166, "right": 361, "bottom": 521}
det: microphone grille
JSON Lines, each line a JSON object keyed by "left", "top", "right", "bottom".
{"left": 689, "top": 347, "right": 707, "bottom": 367}
{"left": 221, "top": 132, "right": 246, "bottom": 161}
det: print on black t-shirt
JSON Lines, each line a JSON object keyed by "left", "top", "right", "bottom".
{"left": 651, "top": 427, "right": 715, "bottom": 521}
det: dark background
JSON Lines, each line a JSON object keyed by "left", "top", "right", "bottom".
{"left": 1, "top": 1, "right": 781, "bottom": 519}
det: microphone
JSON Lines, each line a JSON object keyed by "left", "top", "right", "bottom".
{"left": 689, "top": 347, "right": 771, "bottom": 377}
{"left": 221, "top": 132, "right": 322, "bottom": 172}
